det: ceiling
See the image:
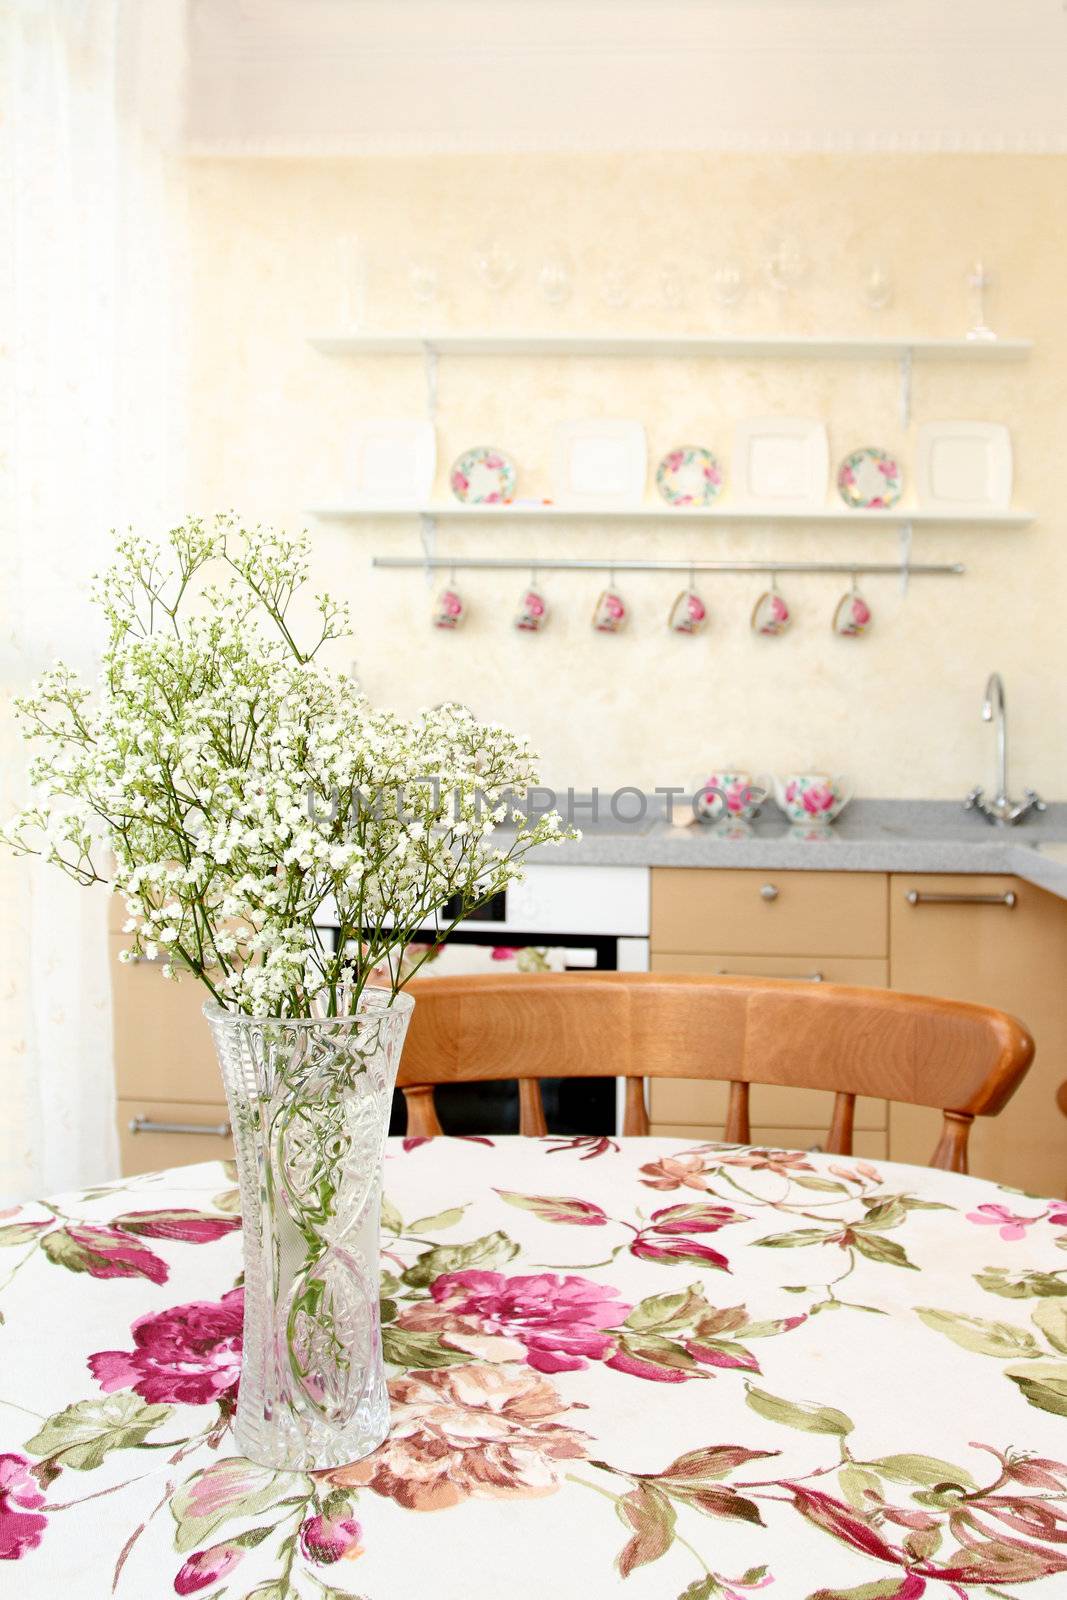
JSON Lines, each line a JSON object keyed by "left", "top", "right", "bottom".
{"left": 173, "top": 0, "right": 1067, "bottom": 153}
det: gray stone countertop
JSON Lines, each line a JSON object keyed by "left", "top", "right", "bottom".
{"left": 519, "top": 800, "right": 1067, "bottom": 900}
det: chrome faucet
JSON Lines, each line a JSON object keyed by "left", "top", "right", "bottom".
{"left": 964, "top": 671, "right": 1045, "bottom": 826}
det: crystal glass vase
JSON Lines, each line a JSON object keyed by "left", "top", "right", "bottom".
{"left": 206, "top": 989, "right": 414, "bottom": 1471}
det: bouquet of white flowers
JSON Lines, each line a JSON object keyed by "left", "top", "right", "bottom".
{"left": 5, "top": 514, "right": 572, "bottom": 1016}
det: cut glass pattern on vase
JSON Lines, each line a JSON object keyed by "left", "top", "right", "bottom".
{"left": 207, "top": 989, "right": 413, "bottom": 1471}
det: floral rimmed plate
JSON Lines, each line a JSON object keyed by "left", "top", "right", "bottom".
{"left": 450, "top": 446, "right": 517, "bottom": 504}
{"left": 837, "top": 447, "right": 902, "bottom": 510}
{"left": 655, "top": 445, "right": 724, "bottom": 507}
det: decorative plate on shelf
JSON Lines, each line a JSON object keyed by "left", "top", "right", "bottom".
{"left": 655, "top": 446, "right": 724, "bottom": 507}
{"left": 551, "top": 420, "right": 647, "bottom": 508}
{"left": 837, "top": 447, "right": 903, "bottom": 510}
{"left": 350, "top": 419, "right": 436, "bottom": 506}
{"left": 731, "top": 418, "right": 829, "bottom": 512}
{"left": 450, "top": 446, "right": 517, "bottom": 504}
{"left": 915, "top": 421, "right": 1013, "bottom": 511}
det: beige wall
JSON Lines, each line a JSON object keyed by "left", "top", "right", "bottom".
{"left": 186, "top": 152, "right": 1064, "bottom": 798}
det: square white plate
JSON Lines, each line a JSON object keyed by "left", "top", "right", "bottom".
{"left": 350, "top": 419, "right": 436, "bottom": 505}
{"left": 732, "top": 418, "right": 829, "bottom": 512}
{"left": 552, "top": 420, "right": 647, "bottom": 508}
{"left": 916, "top": 421, "right": 1013, "bottom": 511}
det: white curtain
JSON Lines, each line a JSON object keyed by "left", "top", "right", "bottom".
{"left": 0, "top": 1, "right": 188, "bottom": 1200}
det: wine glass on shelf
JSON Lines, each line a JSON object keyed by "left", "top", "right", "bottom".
{"left": 538, "top": 246, "right": 574, "bottom": 306}
{"left": 473, "top": 237, "right": 519, "bottom": 294}
{"left": 966, "top": 260, "right": 997, "bottom": 341}
{"left": 766, "top": 236, "right": 809, "bottom": 295}
{"left": 710, "top": 257, "right": 746, "bottom": 309}
{"left": 862, "top": 260, "right": 893, "bottom": 310}
{"left": 407, "top": 257, "right": 440, "bottom": 315}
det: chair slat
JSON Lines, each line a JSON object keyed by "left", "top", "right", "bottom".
{"left": 518, "top": 1079, "right": 548, "bottom": 1136}
{"left": 827, "top": 1091, "right": 855, "bottom": 1156}
{"left": 402, "top": 1084, "right": 443, "bottom": 1137}
{"left": 724, "top": 1081, "right": 750, "bottom": 1143}
{"left": 931, "top": 1110, "right": 973, "bottom": 1172}
{"left": 623, "top": 1077, "right": 649, "bottom": 1136}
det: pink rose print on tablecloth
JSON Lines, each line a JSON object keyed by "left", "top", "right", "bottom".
{"left": 299, "top": 1510, "right": 364, "bottom": 1565}
{"left": 395, "top": 1270, "right": 630, "bottom": 1373}
{"left": 967, "top": 1203, "right": 1044, "bottom": 1242}
{"left": 0, "top": 1453, "right": 48, "bottom": 1562}
{"left": 90, "top": 1287, "right": 244, "bottom": 1406}
{"left": 329, "top": 1363, "right": 588, "bottom": 1512}
{"left": 174, "top": 1539, "right": 245, "bottom": 1594}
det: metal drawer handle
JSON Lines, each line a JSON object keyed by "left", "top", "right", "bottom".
{"left": 129, "top": 1116, "right": 231, "bottom": 1138}
{"left": 717, "top": 969, "right": 823, "bottom": 982}
{"left": 905, "top": 890, "right": 1016, "bottom": 909}
{"left": 760, "top": 884, "right": 779, "bottom": 902}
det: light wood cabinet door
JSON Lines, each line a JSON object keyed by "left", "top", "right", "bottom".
{"left": 651, "top": 869, "right": 887, "bottom": 957}
{"left": 117, "top": 1098, "right": 233, "bottom": 1176}
{"left": 889, "top": 874, "right": 1067, "bottom": 1196}
{"left": 111, "top": 935, "right": 222, "bottom": 1103}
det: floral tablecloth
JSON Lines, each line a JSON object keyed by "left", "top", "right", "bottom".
{"left": 3, "top": 1137, "right": 1067, "bottom": 1600}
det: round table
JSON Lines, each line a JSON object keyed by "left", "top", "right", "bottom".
{"left": 3, "top": 1137, "right": 1067, "bottom": 1597}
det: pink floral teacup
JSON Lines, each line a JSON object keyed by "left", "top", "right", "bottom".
{"left": 772, "top": 773, "right": 852, "bottom": 826}
{"left": 593, "top": 589, "right": 627, "bottom": 632}
{"left": 515, "top": 586, "right": 548, "bottom": 632}
{"left": 668, "top": 588, "right": 708, "bottom": 635}
{"left": 751, "top": 578, "right": 792, "bottom": 637}
{"left": 832, "top": 578, "right": 872, "bottom": 638}
{"left": 694, "top": 771, "right": 767, "bottom": 823}
{"left": 432, "top": 587, "right": 465, "bottom": 629}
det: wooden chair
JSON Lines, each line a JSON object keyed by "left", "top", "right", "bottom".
{"left": 398, "top": 971, "right": 1034, "bottom": 1173}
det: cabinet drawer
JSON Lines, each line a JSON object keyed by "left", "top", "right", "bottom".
{"left": 650, "top": 952, "right": 888, "bottom": 986}
{"left": 117, "top": 1098, "right": 233, "bottom": 1176}
{"left": 111, "top": 935, "right": 222, "bottom": 1102}
{"left": 649, "top": 1079, "right": 886, "bottom": 1130}
{"left": 648, "top": 1123, "right": 888, "bottom": 1160}
{"left": 651, "top": 870, "right": 887, "bottom": 957}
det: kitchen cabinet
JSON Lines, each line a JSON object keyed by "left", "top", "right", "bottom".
{"left": 888, "top": 874, "right": 1067, "bottom": 1196}
{"left": 109, "top": 902, "right": 231, "bottom": 1174}
{"left": 649, "top": 866, "right": 1067, "bottom": 1198}
{"left": 649, "top": 870, "right": 890, "bottom": 1147}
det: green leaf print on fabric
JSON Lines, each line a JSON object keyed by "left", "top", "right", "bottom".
{"left": 915, "top": 1306, "right": 1043, "bottom": 1358}
{"left": 744, "top": 1386, "right": 853, "bottom": 1436}
{"left": 25, "top": 1394, "right": 173, "bottom": 1470}
{"left": 401, "top": 1230, "right": 519, "bottom": 1289}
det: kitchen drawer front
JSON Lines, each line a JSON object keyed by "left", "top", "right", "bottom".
{"left": 111, "top": 934, "right": 222, "bottom": 1103}
{"left": 648, "top": 1123, "right": 888, "bottom": 1160}
{"left": 649, "top": 1078, "right": 887, "bottom": 1130}
{"left": 650, "top": 951, "right": 888, "bottom": 986}
{"left": 117, "top": 1098, "right": 234, "bottom": 1176}
{"left": 651, "top": 869, "right": 887, "bottom": 957}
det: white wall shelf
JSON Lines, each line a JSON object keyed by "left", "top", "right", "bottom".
{"left": 308, "top": 332, "right": 1032, "bottom": 361}
{"left": 311, "top": 503, "right": 1033, "bottom": 528}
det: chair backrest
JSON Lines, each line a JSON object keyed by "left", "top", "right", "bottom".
{"left": 397, "top": 971, "right": 1034, "bottom": 1171}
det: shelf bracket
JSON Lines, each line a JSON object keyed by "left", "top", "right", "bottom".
{"left": 422, "top": 340, "right": 439, "bottom": 422}
{"left": 899, "top": 346, "right": 913, "bottom": 428}
{"left": 898, "top": 521, "right": 913, "bottom": 596}
{"left": 419, "top": 513, "right": 438, "bottom": 589}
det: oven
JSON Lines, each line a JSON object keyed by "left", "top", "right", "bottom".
{"left": 325, "top": 865, "right": 649, "bottom": 1136}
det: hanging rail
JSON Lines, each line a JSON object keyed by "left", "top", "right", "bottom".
{"left": 373, "top": 557, "right": 965, "bottom": 577}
